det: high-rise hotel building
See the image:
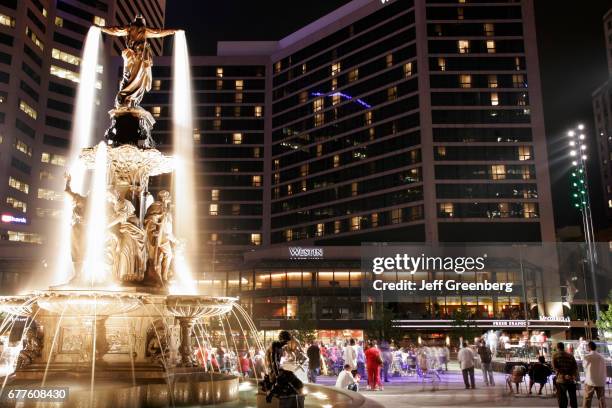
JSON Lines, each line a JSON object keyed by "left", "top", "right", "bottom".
{"left": 593, "top": 8, "right": 612, "bottom": 222}
{"left": 0, "top": 0, "right": 165, "bottom": 290}
{"left": 269, "top": 0, "right": 554, "bottom": 245}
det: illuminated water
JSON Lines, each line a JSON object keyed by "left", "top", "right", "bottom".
{"left": 171, "top": 30, "right": 197, "bottom": 294}
{"left": 82, "top": 142, "right": 108, "bottom": 285}
{"left": 54, "top": 27, "right": 102, "bottom": 285}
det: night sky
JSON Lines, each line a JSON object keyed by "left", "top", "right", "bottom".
{"left": 165, "top": 0, "right": 612, "bottom": 231}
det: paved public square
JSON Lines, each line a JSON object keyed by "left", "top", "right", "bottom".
{"left": 314, "top": 363, "right": 612, "bottom": 407}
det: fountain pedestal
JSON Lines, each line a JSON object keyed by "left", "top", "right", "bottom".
{"left": 257, "top": 393, "right": 305, "bottom": 408}
{"left": 177, "top": 317, "right": 196, "bottom": 367}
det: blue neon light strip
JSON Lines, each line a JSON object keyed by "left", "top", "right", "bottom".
{"left": 311, "top": 92, "right": 372, "bottom": 109}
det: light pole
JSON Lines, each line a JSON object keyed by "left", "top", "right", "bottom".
{"left": 567, "top": 124, "right": 600, "bottom": 322}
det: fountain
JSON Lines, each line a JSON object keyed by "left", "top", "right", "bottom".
{"left": 0, "top": 16, "right": 261, "bottom": 407}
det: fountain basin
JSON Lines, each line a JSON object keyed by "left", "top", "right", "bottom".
{"left": 0, "top": 295, "right": 36, "bottom": 317}
{"left": 165, "top": 295, "right": 236, "bottom": 319}
{"left": 35, "top": 290, "right": 144, "bottom": 316}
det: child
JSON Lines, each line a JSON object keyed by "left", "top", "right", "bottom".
{"left": 507, "top": 364, "right": 526, "bottom": 394}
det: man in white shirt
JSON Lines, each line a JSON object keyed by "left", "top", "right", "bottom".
{"left": 336, "top": 364, "right": 358, "bottom": 390}
{"left": 457, "top": 341, "right": 476, "bottom": 389}
{"left": 343, "top": 339, "right": 357, "bottom": 370}
{"left": 582, "top": 341, "right": 607, "bottom": 408}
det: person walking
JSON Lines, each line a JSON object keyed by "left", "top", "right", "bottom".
{"left": 552, "top": 342, "right": 578, "bottom": 408}
{"left": 458, "top": 341, "right": 476, "bottom": 389}
{"left": 343, "top": 339, "right": 357, "bottom": 371}
{"left": 355, "top": 340, "right": 367, "bottom": 381}
{"left": 582, "top": 341, "right": 607, "bottom": 408}
{"left": 382, "top": 343, "right": 393, "bottom": 383}
{"left": 306, "top": 341, "right": 321, "bottom": 384}
{"left": 477, "top": 340, "right": 495, "bottom": 386}
{"left": 365, "top": 340, "right": 383, "bottom": 391}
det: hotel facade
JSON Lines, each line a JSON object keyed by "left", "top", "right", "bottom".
{"left": 140, "top": 0, "right": 598, "bottom": 341}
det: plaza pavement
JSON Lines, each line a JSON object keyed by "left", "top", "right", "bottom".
{"left": 315, "top": 362, "right": 612, "bottom": 408}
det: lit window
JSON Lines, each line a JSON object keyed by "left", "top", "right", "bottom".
{"left": 313, "top": 97, "right": 324, "bottom": 112}
{"left": 371, "top": 212, "right": 379, "bottom": 227}
{"left": 152, "top": 106, "right": 161, "bottom": 117}
{"left": 484, "top": 23, "right": 495, "bottom": 36}
{"left": 439, "top": 203, "right": 454, "bottom": 217}
{"left": 518, "top": 146, "right": 531, "bottom": 161}
{"left": 235, "top": 92, "right": 243, "bottom": 103}
{"left": 386, "top": 54, "right": 393, "bottom": 68}
{"left": 490, "top": 165, "right": 506, "bottom": 180}
{"left": 8, "top": 177, "right": 29, "bottom": 194}
{"left": 515, "top": 57, "right": 522, "bottom": 70}
{"left": 490, "top": 92, "right": 499, "bottom": 106}
{"left": 348, "top": 68, "right": 359, "bottom": 82}
{"left": 235, "top": 80, "right": 244, "bottom": 90}
{"left": 365, "top": 111, "right": 373, "bottom": 126}
{"left": 54, "top": 16, "right": 63, "bottom": 27}
{"left": 6, "top": 231, "right": 42, "bottom": 244}
{"left": 251, "top": 233, "right": 261, "bottom": 245}
{"left": 14, "top": 139, "right": 32, "bottom": 157}
{"left": 255, "top": 106, "right": 263, "bottom": 117}
{"left": 52, "top": 48, "right": 81, "bottom": 66}
{"left": 334, "top": 220, "right": 341, "bottom": 234}
{"left": 512, "top": 74, "right": 525, "bottom": 88}
{"left": 216, "top": 67, "right": 223, "bottom": 78}
{"left": 25, "top": 27, "right": 43, "bottom": 50}
{"left": 7, "top": 196, "right": 26, "bottom": 212}
{"left": 0, "top": 13, "right": 15, "bottom": 27}
{"left": 333, "top": 155, "right": 340, "bottom": 168}
{"left": 301, "top": 180, "right": 307, "bottom": 192}
{"left": 232, "top": 133, "right": 242, "bottom": 144}
{"left": 457, "top": 7, "right": 464, "bottom": 20}
{"left": 152, "top": 79, "right": 162, "bottom": 91}
{"left": 210, "top": 233, "right": 218, "bottom": 242}
{"left": 19, "top": 100, "right": 37, "bottom": 120}
{"left": 274, "top": 61, "right": 281, "bottom": 74}
{"left": 211, "top": 189, "right": 219, "bottom": 201}
{"left": 351, "top": 182, "right": 358, "bottom": 196}
{"left": 36, "top": 208, "right": 61, "bottom": 219}
{"left": 314, "top": 113, "right": 324, "bottom": 127}
{"left": 209, "top": 203, "right": 218, "bottom": 216}
{"left": 403, "top": 62, "right": 413, "bottom": 77}
{"left": 521, "top": 166, "right": 531, "bottom": 180}
{"left": 42, "top": 8, "right": 47, "bottom": 17}
{"left": 332, "top": 93, "right": 341, "bottom": 106}
{"left": 438, "top": 57, "right": 446, "bottom": 71}
{"left": 93, "top": 16, "right": 105, "bottom": 26}
{"left": 331, "top": 77, "right": 338, "bottom": 91}
{"left": 331, "top": 62, "right": 341, "bottom": 76}
{"left": 486, "top": 40, "right": 496, "bottom": 53}
{"left": 437, "top": 146, "right": 447, "bottom": 157}
{"left": 39, "top": 170, "right": 54, "bottom": 180}
{"left": 459, "top": 74, "right": 472, "bottom": 88}
{"left": 301, "top": 63, "right": 307, "bottom": 74}
{"left": 387, "top": 86, "right": 398, "bottom": 101}
{"left": 252, "top": 175, "right": 262, "bottom": 187}
{"left": 299, "top": 91, "right": 308, "bottom": 103}
{"left": 488, "top": 75, "right": 498, "bottom": 88}
{"left": 287, "top": 184, "right": 292, "bottom": 195}
{"left": 214, "top": 106, "right": 222, "bottom": 118}
{"left": 253, "top": 147, "right": 260, "bottom": 158}
{"left": 216, "top": 78, "right": 223, "bottom": 90}
{"left": 41, "top": 152, "right": 66, "bottom": 166}
{"left": 316, "top": 223, "right": 324, "bottom": 237}
{"left": 193, "top": 129, "right": 200, "bottom": 141}
{"left": 285, "top": 229, "right": 293, "bottom": 241}
{"left": 458, "top": 40, "right": 470, "bottom": 54}
{"left": 37, "top": 188, "right": 63, "bottom": 201}
{"left": 523, "top": 203, "right": 537, "bottom": 218}
{"left": 351, "top": 216, "right": 361, "bottom": 231}
{"left": 300, "top": 164, "right": 309, "bottom": 177}
{"left": 50, "top": 65, "right": 102, "bottom": 88}
{"left": 391, "top": 208, "right": 402, "bottom": 224}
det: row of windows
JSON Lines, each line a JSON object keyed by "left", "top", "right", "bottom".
{"left": 426, "top": 5, "right": 522, "bottom": 20}
{"left": 431, "top": 73, "right": 526, "bottom": 88}
{"left": 436, "top": 183, "right": 538, "bottom": 199}
{"left": 427, "top": 21, "right": 523, "bottom": 37}
{"left": 431, "top": 91, "right": 527, "bottom": 107}
{"left": 438, "top": 202, "right": 538, "bottom": 219}
{"left": 429, "top": 56, "right": 524, "bottom": 71}
{"left": 432, "top": 108, "right": 531, "bottom": 124}
{"left": 206, "top": 203, "right": 262, "bottom": 216}
{"left": 272, "top": 168, "right": 421, "bottom": 213}
{"left": 271, "top": 187, "right": 423, "bottom": 229}
{"left": 435, "top": 164, "right": 534, "bottom": 180}
{"left": 272, "top": 205, "right": 424, "bottom": 243}
{"left": 434, "top": 145, "right": 532, "bottom": 161}
{"left": 429, "top": 39, "right": 524, "bottom": 54}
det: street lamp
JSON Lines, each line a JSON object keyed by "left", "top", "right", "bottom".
{"left": 567, "top": 124, "right": 600, "bottom": 323}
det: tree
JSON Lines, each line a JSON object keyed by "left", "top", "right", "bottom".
{"left": 292, "top": 300, "right": 317, "bottom": 345}
{"left": 596, "top": 291, "right": 612, "bottom": 339}
{"left": 450, "top": 307, "right": 480, "bottom": 346}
